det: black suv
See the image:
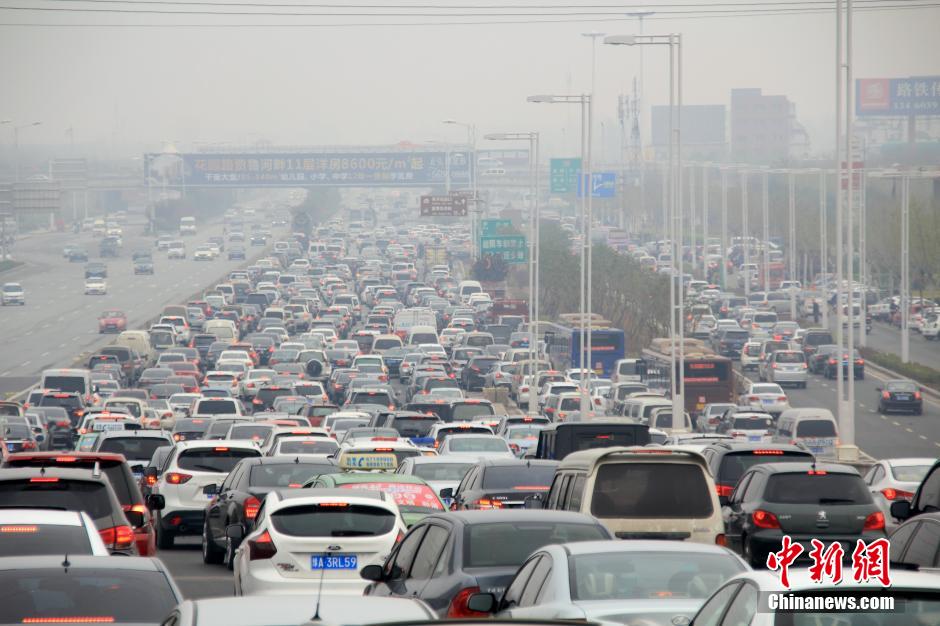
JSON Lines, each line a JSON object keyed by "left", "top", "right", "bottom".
{"left": 701, "top": 441, "right": 814, "bottom": 504}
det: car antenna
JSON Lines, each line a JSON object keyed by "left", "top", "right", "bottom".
{"left": 294, "top": 456, "right": 300, "bottom": 464}
{"left": 310, "top": 555, "right": 327, "bottom": 621}
{"left": 62, "top": 553, "right": 70, "bottom": 573}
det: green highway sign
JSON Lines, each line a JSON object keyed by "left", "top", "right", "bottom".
{"left": 480, "top": 234, "right": 528, "bottom": 264}
{"left": 481, "top": 218, "right": 513, "bottom": 237}
{"left": 550, "top": 158, "right": 581, "bottom": 194}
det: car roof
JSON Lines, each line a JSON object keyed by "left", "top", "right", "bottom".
{"left": 0, "top": 555, "right": 165, "bottom": 573}
{"left": 319, "top": 473, "right": 427, "bottom": 485}
{"left": 427, "top": 509, "right": 603, "bottom": 526}
{"left": 0, "top": 509, "right": 86, "bottom": 526}
{"left": 558, "top": 445, "right": 708, "bottom": 470}
{"left": 559, "top": 539, "right": 739, "bottom": 557}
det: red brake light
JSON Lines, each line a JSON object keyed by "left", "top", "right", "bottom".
{"left": 447, "top": 586, "right": 487, "bottom": 619}
{"left": 99, "top": 524, "right": 135, "bottom": 550}
{"left": 22, "top": 619, "right": 115, "bottom": 624}
{"left": 244, "top": 495, "right": 261, "bottom": 520}
{"left": 247, "top": 529, "right": 277, "bottom": 560}
{"left": 752, "top": 450, "right": 784, "bottom": 455}
{"left": 30, "top": 477, "right": 59, "bottom": 483}
{"left": 807, "top": 470, "right": 827, "bottom": 475}
{"left": 752, "top": 509, "right": 781, "bottom": 529}
{"left": 716, "top": 484, "right": 734, "bottom": 497}
{"left": 863, "top": 511, "right": 885, "bottom": 531}
{"left": 0, "top": 525, "right": 38, "bottom": 533}
{"left": 166, "top": 472, "right": 192, "bottom": 485}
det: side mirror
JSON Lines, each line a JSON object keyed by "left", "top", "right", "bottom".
{"left": 146, "top": 494, "right": 165, "bottom": 511}
{"left": 466, "top": 593, "right": 497, "bottom": 614}
{"left": 226, "top": 524, "right": 244, "bottom": 541}
{"left": 524, "top": 493, "right": 544, "bottom": 510}
{"left": 124, "top": 510, "right": 146, "bottom": 528}
{"left": 203, "top": 483, "right": 220, "bottom": 496}
{"left": 359, "top": 564, "right": 385, "bottom": 582}
{"left": 891, "top": 500, "right": 912, "bottom": 521}
{"left": 439, "top": 487, "right": 453, "bottom": 500}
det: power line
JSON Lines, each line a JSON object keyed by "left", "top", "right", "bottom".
{"left": 33, "top": 0, "right": 940, "bottom": 7}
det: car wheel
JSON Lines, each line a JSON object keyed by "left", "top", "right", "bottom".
{"left": 743, "top": 536, "right": 764, "bottom": 568}
{"left": 156, "top": 522, "right": 175, "bottom": 549}
{"left": 202, "top": 523, "right": 224, "bottom": 564}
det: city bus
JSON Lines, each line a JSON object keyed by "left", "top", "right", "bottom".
{"left": 640, "top": 337, "right": 736, "bottom": 419}
{"left": 540, "top": 315, "right": 626, "bottom": 377}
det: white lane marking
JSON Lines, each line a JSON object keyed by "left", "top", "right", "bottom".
{"left": 920, "top": 435, "right": 928, "bottom": 440}
{"left": 22, "top": 360, "right": 31, "bottom": 367}
{"left": 892, "top": 421, "right": 901, "bottom": 426}
{"left": 859, "top": 403, "right": 866, "bottom": 408}
{"left": 880, "top": 415, "right": 887, "bottom": 420}
{"left": 59, "top": 343, "right": 66, "bottom": 348}
{"left": 0, "top": 371, "right": 10, "bottom": 377}
{"left": 40, "top": 351, "right": 49, "bottom": 358}
{"left": 906, "top": 427, "right": 914, "bottom": 433}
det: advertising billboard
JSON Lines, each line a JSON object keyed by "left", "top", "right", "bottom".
{"left": 856, "top": 77, "right": 940, "bottom": 116}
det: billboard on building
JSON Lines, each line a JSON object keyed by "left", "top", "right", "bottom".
{"left": 856, "top": 77, "right": 940, "bottom": 116}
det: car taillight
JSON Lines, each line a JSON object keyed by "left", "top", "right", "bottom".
{"left": 244, "top": 495, "right": 261, "bottom": 520}
{"left": 882, "top": 391, "right": 891, "bottom": 399}
{"left": 863, "top": 511, "right": 885, "bottom": 531}
{"left": 915, "top": 391, "right": 922, "bottom": 400}
{"left": 447, "top": 587, "right": 487, "bottom": 619}
{"left": 881, "top": 488, "right": 914, "bottom": 501}
{"left": 145, "top": 474, "right": 157, "bottom": 486}
{"left": 247, "top": 530, "right": 277, "bottom": 560}
{"left": 828, "top": 359, "right": 837, "bottom": 364}
{"left": 778, "top": 396, "right": 787, "bottom": 402}
{"left": 752, "top": 509, "right": 781, "bottom": 529}
{"left": 165, "top": 472, "right": 192, "bottom": 485}
{"left": 716, "top": 484, "right": 734, "bottom": 497}
{"left": 21, "top": 441, "right": 36, "bottom": 450}
{"left": 99, "top": 525, "right": 135, "bottom": 550}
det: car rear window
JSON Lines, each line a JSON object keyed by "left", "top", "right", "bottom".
{"left": 389, "top": 417, "right": 439, "bottom": 438}
{"left": 775, "top": 352, "right": 805, "bottom": 363}
{"left": 465, "top": 521, "right": 607, "bottom": 568}
{"left": 451, "top": 404, "right": 494, "bottom": 421}
{"left": 339, "top": 482, "right": 444, "bottom": 514}
{"left": 764, "top": 473, "right": 871, "bottom": 505}
{"left": 482, "top": 465, "right": 555, "bottom": 490}
{"left": 732, "top": 416, "right": 774, "bottom": 430}
{"left": 591, "top": 463, "right": 713, "bottom": 518}
{"left": 196, "top": 400, "right": 238, "bottom": 414}
{"left": 723, "top": 330, "right": 750, "bottom": 340}
{"left": 0, "top": 479, "right": 113, "bottom": 520}
{"left": 412, "top": 463, "right": 473, "bottom": 482}
{"left": 717, "top": 451, "right": 813, "bottom": 485}
{"left": 0, "top": 568, "right": 178, "bottom": 624}
{"left": 248, "top": 463, "right": 335, "bottom": 487}
{"left": 0, "top": 523, "right": 93, "bottom": 556}
{"left": 271, "top": 503, "right": 396, "bottom": 536}
{"left": 447, "top": 437, "right": 508, "bottom": 453}
{"left": 177, "top": 448, "right": 260, "bottom": 473}
{"left": 796, "top": 420, "right": 837, "bottom": 437}
{"left": 41, "top": 376, "right": 87, "bottom": 394}
{"left": 98, "top": 437, "right": 170, "bottom": 462}
{"left": 276, "top": 440, "right": 339, "bottom": 455}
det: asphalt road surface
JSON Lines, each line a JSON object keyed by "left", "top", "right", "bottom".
{"left": 0, "top": 218, "right": 271, "bottom": 397}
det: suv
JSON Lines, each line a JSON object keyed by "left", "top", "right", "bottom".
{"left": 723, "top": 462, "right": 886, "bottom": 567}
{"left": 0, "top": 466, "right": 138, "bottom": 555}
{"left": 147, "top": 440, "right": 261, "bottom": 548}
{"left": 700, "top": 442, "right": 815, "bottom": 503}
{"left": 4, "top": 451, "right": 159, "bottom": 556}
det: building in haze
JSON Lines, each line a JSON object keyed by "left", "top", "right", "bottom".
{"left": 731, "top": 88, "right": 809, "bottom": 164}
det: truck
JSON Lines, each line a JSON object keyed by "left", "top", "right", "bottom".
{"left": 179, "top": 216, "right": 197, "bottom": 236}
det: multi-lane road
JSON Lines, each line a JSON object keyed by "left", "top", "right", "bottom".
{"left": 0, "top": 217, "right": 267, "bottom": 397}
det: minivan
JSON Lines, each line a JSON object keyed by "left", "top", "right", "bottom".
{"left": 772, "top": 408, "right": 839, "bottom": 457}
{"left": 406, "top": 325, "right": 438, "bottom": 346}
{"left": 542, "top": 446, "right": 725, "bottom": 544}
{"left": 457, "top": 280, "right": 483, "bottom": 303}
{"left": 534, "top": 420, "right": 650, "bottom": 460}
{"left": 39, "top": 368, "right": 93, "bottom": 400}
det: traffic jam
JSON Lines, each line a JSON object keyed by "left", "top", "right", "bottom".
{"left": 0, "top": 206, "right": 937, "bottom": 626}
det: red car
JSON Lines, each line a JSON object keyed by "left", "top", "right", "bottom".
{"left": 2, "top": 451, "right": 158, "bottom": 556}
{"left": 98, "top": 309, "right": 127, "bottom": 334}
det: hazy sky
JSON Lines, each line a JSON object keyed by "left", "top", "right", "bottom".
{"left": 1, "top": 1, "right": 938, "bottom": 159}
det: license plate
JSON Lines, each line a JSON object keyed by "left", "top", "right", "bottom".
{"left": 762, "top": 399, "right": 775, "bottom": 405}
{"left": 311, "top": 554, "right": 357, "bottom": 570}
{"left": 897, "top": 394, "right": 911, "bottom": 401}
{"left": 748, "top": 435, "right": 762, "bottom": 442}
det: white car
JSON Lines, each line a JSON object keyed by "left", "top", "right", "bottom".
{"left": 1, "top": 282, "right": 25, "bottom": 305}
{"left": 84, "top": 278, "right": 107, "bottom": 295}
{"left": 233, "top": 489, "right": 406, "bottom": 596}
{"left": 194, "top": 245, "right": 215, "bottom": 261}
{"left": 863, "top": 457, "right": 935, "bottom": 525}
{"left": 739, "top": 341, "right": 762, "bottom": 371}
{"left": 437, "top": 434, "right": 515, "bottom": 460}
{"left": 150, "top": 440, "right": 261, "bottom": 548}
{"left": 395, "top": 456, "right": 474, "bottom": 507}
{"left": 738, "top": 382, "right": 789, "bottom": 416}
{"left": 270, "top": 436, "right": 339, "bottom": 458}
{"left": 721, "top": 411, "right": 775, "bottom": 443}
{"left": 167, "top": 241, "right": 186, "bottom": 259}
{"left": 0, "top": 509, "right": 110, "bottom": 556}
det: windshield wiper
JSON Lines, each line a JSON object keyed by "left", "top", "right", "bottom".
{"left": 331, "top": 530, "right": 374, "bottom": 537}
{"left": 818, "top": 498, "right": 856, "bottom": 504}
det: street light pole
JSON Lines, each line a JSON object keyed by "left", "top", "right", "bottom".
{"left": 443, "top": 120, "right": 478, "bottom": 258}
{"left": 702, "top": 164, "right": 709, "bottom": 280}
{"left": 741, "top": 170, "right": 750, "bottom": 300}
{"left": 13, "top": 121, "right": 42, "bottom": 183}
{"left": 761, "top": 169, "right": 770, "bottom": 295}
{"left": 788, "top": 171, "right": 797, "bottom": 320}
{"left": 720, "top": 167, "right": 729, "bottom": 290}
{"left": 819, "top": 170, "right": 828, "bottom": 328}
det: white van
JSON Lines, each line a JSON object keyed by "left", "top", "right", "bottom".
{"left": 203, "top": 319, "right": 237, "bottom": 343}
{"left": 546, "top": 446, "right": 725, "bottom": 545}
{"left": 179, "top": 216, "right": 197, "bottom": 235}
{"left": 622, "top": 396, "right": 672, "bottom": 423}
{"left": 406, "top": 325, "right": 438, "bottom": 346}
{"left": 611, "top": 358, "right": 644, "bottom": 384}
{"left": 773, "top": 408, "right": 839, "bottom": 457}
{"left": 116, "top": 330, "right": 154, "bottom": 362}
{"left": 40, "top": 368, "right": 93, "bottom": 399}
{"left": 457, "top": 280, "right": 483, "bottom": 303}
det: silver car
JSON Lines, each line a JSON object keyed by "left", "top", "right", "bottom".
{"left": 762, "top": 349, "right": 808, "bottom": 388}
{"left": 863, "top": 457, "right": 935, "bottom": 526}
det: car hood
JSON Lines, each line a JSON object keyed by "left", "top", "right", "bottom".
{"left": 574, "top": 598, "right": 705, "bottom": 624}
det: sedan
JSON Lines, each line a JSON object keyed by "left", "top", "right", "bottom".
{"left": 468, "top": 540, "right": 747, "bottom": 624}
{"left": 863, "top": 457, "right": 934, "bottom": 524}
{"left": 738, "top": 383, "right": 789, "bottom": 416}
{"left": 84, "top": 277, "right": 108, "bottom": 295}
{"left": 877, "top": 379, "right": 924, "bottom": 415}
{"left": 438, "top": 434, "right": 514, "bottom": 460}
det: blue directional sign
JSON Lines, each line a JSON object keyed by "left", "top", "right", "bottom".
{"left": 577, "top": 172, "right": 617, "bottom": 198}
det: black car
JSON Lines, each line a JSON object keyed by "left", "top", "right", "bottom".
{"left": 0, "top": 467, "right": 138, "bottom": 555}
{"left": 202, "top": 457, "right": 340, "bottom": 568}
{"left": 701, "top": 441, "right": 815, "bottom": 504}
{"left": 251, "top": 384, "right": 295, "bottom": 412}
{"left": 2, "top": 423, "right": 38, "bottom": 453}
{"left": 723, "top": 462, "right": 886, "bottom": 567}
{"left": 361, "top": 510, "right": 612, "bottom": 618}
{"left": 459, "top": 356, "right": 500, "bottom": 392}
{"left": 447, "top": 459, "right": 558, "bottom": 511}
{"left": 133, "top": 254, "right": 155, "bottom": 274}
{"left": 807, "top": 344, "right": 840, "bottom": 374}
{"left": 84, "top": 261, "right": 107, "bottom": 279}
{"left": 713, "top": 328, "right": 750, "bottom": 357}
{"left": 250, "top": 234, "right": 267, "bottom": 246}
{"left": 68, "top": 248, "right": 89, "bottom": 263}
{"left": 877, "top": 379, "right": 923, "bottom": 415}
{"left": 228, "top": 245, "right": 246, "bottom": 260}
{"left": 888, "top": 511, "right": 940, "bottom": 569}
{"left": 822, "top": 348, "right": 865, "bottom": 380}
{"left": 100, "top": 236, "right": 121, "bottom": 257}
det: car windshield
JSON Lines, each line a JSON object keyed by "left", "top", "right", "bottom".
{"left": 98, "top": 436, "right": 171, "bottom": 461}
{"left": 733, "top": 416, "right": 774, "bottom": 430}
{"left": 775, "top": 352, "right": 805, "bottom": 363}
{"left": 389, "top": 417, "right": 439, "bottom": 438}
{"left": 177, "top": 447, "right": 259, "bottom": 472}
{"left": 0, "top": 569, "right": 178, "bottom": 624}
{"left": 465, "top": 522, "right": 608, "bottom": 568}
{"left": 752, "top": 384, "right": 783, "bottom": 395}
{"left": 276, "top": 440, "right": 339, "bottom": 455}
{"left": 765, "top": 473, "right": 871, "bottom": 505}
{"left": 505, "top": 425, "right": 545, "bottom": 439}
{"left": 591, "top": 463, "right": 713, "bottom": 519}
{"left": 569, "top": 551, "right": 744, "bottom": 600}
{"left": 448, "top": 437, "right": 507, "bottom": 453}
{"left": 717, "top": 451, "right": 813, "bottom": 485}
{"left": 451, "top": 404, "right": 494, "bottom": 421}
{"left": 411, "top": 462, "right": 473, "bottom": 482}
{"left": 248, "top": 463, "right": 335, "bottom": 487}
{"left": 886, "top": 381, "right": 918, "bottom": 393}
{"left": 796, "top": 420, "right": 837, "bottom": 437}
{"left": 0, "top": 479, "right": 112, "bottom": 520}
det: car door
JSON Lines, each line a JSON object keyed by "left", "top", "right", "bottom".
{"left": 496, "top": 555, "right": 541, "bottom": 616}
{"left": 453, "top": 466, "right": 479, "bottom": 510}
{"left": 401, "top": 523, "right": 453, "bottom": 612}
{"left": 895, "top": 518, "right": 940, "bottom": 568}
{"left": 689, "top": 581, "right": 743, "bottom": 626}
{"left": 367, "top": 523, "right": 428, "bottom": 598}
{"left": 507, "top": 553, "right": 555, "bottom": 620}
{"left": 722, "top": 471, "right": 754, "bottom": 553}
{"left": 206, "top": 464, "right": 239, "bottom": 542}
